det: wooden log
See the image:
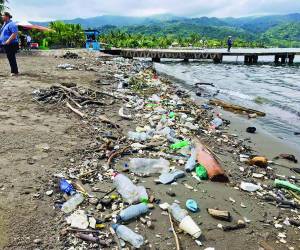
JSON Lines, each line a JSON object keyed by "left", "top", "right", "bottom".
{"left": 209, "top": 99, "right": 266, "bottom": 117}
{"left": 207, "top": 208, "right": 232, "bottom": 222}
{"left": 66, "top": 102, "right": 86, "bottom": 118}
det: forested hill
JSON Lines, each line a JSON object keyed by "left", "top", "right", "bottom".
{"left": 33, "top": 13, "right": 300, "bottom": 47}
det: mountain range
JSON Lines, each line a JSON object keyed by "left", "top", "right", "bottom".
{"left": 32, "top": 13, "right": 300, "bottom": 46}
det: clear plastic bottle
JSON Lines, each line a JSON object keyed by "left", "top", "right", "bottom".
{"left": 185, "top": 147, "right": 197, "bottom": 172}
{"left": 210, "top": 117, "right": 223, "bottom": 128}
{"left": 113, "top": 173, "right": 148, "bottom": 204}
{"left": 117, "top": 203, "right": 149, "bottom": 222}
{"left": 61, "top": 193, "right": 85, "bottom": 214}
{"left": 112, "top": 224, "right": 144, "bottom": 248}
{"left": 169, "top": 203, "right": 189, "bottom": 223}
{"left": 169, "top": 203, "right": 202, "bottom": 238}
{"left": 128, "top": 131, "right": 150, "bottom": 142}
{"left": 129, "top": 158, "right": 170, "bottom": 175}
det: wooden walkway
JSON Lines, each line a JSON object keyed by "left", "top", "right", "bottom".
{"left": 103, "top": 48, "right": 300, "bottom": 64}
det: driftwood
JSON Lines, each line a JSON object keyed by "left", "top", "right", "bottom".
{"left": 66, "top": 102, "right": 86, "bottom": 118}
{"left": 223, "top": 222, "right": 246, "bottom": 231}
{"left": 107, "top": 145, "right": 132, "bottom": 167}
{"left": 67, "top": 228, "right": 105, "bottom": 234}
{"left": 209, "top": 99, "right": 266, "bottom": 117}
{"left": 98, "top": 115, "right": 121, "bottom": 131}
{"left": 259, "top": 241, "right": 274, "bottom": 250}
{"left": 168, "top": 212, "right": 181, "bottom": 250}
{"left": 195, "top": 82, "right": 215, "bottom": 87}
{"left": 76, "top": 233, "right": 99, "bottom": 243}
{"left": 207, "top": 208, "right": 232, "bottom": 222}
{"left": 109, "top": 227, "right": 121, "bottom": 250}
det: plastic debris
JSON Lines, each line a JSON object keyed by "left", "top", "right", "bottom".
{"left": 240, "top": 182, "right": 261, "bottom": 192}
{"left": 186, "top": 199, "right": 199, "bottom": 212}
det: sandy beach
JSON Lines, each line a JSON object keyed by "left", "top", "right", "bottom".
{"left": 0, "top": 49, "right": 299, "bottom": 250}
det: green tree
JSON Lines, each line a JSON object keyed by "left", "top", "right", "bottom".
{"left": 30, "top": 21, "right": 85, "bottom": 48}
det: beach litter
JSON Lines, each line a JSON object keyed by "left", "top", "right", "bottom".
{"left": 30, "top": 53, "right": 300, "bottom": 249}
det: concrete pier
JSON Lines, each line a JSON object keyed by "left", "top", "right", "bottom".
{"left": 103, "top": 48, "right": 300, "bottom": 65}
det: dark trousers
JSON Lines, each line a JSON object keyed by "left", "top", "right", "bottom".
{"left": 4, "top": 43, "right": 19, "bottom": 74}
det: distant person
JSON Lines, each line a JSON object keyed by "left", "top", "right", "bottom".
{"left": 227, "top": 36, "right": 233, "bottom": 52}
{"left": 20, "top": 34, "right": 26, "bottom": 50}
{"left": 26, "top": 34, "right": 32, "bottom": 50}
{"left": 0, "top": 12, "right": 19, "bottom": 76}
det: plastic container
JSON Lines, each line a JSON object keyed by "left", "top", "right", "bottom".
{"left": 129, "top": 158, "right": 170, "bottom": 175}
{"left": 169, "top": 203, "right": 201, "bottom": 238}
{"left": 169, "top": 203, "right": 189, "bottom": 223}
{"left": 117, "top": 203, "right": 149, "bottom": 222}
{"left": 159, "top": 169, "right": 185, "bottom": 184}
{"left": 185, "top": 147, "right": 197, "bottom": 172}
{"left": 61, "top": 193, "right": 85, "bottom": 214}
{"left": 210, "top": 117, "right": 223, "bottom": 128}
{"left": 60, "top": 179, "right": 76, "bottom": 195}
{"left": 113, "top": 173, "right": 148, "bottom": 204}
{"left": 112, "top": 224, "right": 144, "bottom": 248}
{"left": 179, "top": 216, "right": 202, "bottom": 238}
{"left": 128, "top": 131, "right": 150, "bottom": 142}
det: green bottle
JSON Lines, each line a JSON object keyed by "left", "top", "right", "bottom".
{"left": 275, "top": 179, "right": 300, "bottom": 193}
{"left": 170, "top": 140, "right": 190, "bottom": 150}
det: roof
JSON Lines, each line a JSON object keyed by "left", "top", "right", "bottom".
{"left": 16, "top": 21, "right": 53, "bottom": 32}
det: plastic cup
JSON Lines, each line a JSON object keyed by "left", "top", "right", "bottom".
{"left": 179, "top": 216, "right": 202, "bottom": 238}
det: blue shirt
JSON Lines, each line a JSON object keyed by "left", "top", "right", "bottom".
{"left": 0, "top": 20, "right": 19, "bottom": 45}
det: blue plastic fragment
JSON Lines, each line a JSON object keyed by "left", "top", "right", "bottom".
{"left": 186, "top": 199, "right": 199, "bottom": 212}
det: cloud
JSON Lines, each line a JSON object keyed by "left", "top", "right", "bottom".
{"left": 7, "top": 0, "right": 300, "bottom": 21}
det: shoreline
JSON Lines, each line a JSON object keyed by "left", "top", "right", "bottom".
{"left": 155, "top": 63, "right": 300, "bottom": 152}
{"left": 0, "top": 49, "right": 299, "bottom": 250}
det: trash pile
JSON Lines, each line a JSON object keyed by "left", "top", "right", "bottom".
{"left": 62, "top": 51, "right": 80, "bottom": 59}
{"left": 33, "top": 56, "right": 299, "bottom": 249}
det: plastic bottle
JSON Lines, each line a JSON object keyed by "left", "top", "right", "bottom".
{"left": 61, "top": 193, "right": 85, "bottom": 213}
{"left": 170, "top": 140, "right": 190, "bottom": 150}
{"left": 128, "top": 131, "right": 150, "bottom": 142}
{"left": 60, "top": 179, "right": 76, "bottom": 195}
{"left": 196, "top": 164, "right": 208, "bottom": 180}
{"left": 169, "top": 203, "right": 189, "bottom": 222}
{"left": 159, "top": 169, "right": 186, "bottom": 184}
{"left": 117, "top": 203, "right": 149, "bottom": 222}
{"left": 185, "top": 147, "right": 197, "bottom": 172}
{"left": 210, "top": 117, "right": 223, "bottom": 128}
{"left": 275, "top": 179, "right": 300, "bottom": 193}
{"left": 112, "top": 224, "right": 144, "bottom": 248}
{"left": 113, "top": 173, "right": 148, "bottom": 204}
{"left": 169, "top": 203, "right": 201, "bottom": 238}
{"left": 129, "top": 158, "right": 170, "bottom": 175}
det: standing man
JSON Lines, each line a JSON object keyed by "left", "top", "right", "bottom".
{"left": 227, "top": 36, "right": 233, "bottom": 52}
{"left": 0, "top": 12, "right": 19, "bottom": 76}
{"left": 26, "top": 34, "right": 31, "bottom": 50}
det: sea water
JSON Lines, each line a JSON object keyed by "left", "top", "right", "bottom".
{"left": 155, "top": 55, "right": 300, "bottom": 147}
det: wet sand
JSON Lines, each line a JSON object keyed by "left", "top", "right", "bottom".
{"left": 0, "top": 49, "right": 299, "bottom": 250}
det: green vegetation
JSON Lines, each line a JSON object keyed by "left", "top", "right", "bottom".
{"left": 30, "top": 21, "right": 85, "bottom": 48}
{"left": 29, "top": 14, "right": 300, "bottom": 49}
{"left": 261, "top": 22, "right": 300, "bottom": 47}
{"left": 100, "top": 30, "right": 263, "bottom": 49}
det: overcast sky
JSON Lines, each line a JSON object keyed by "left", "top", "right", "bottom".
{"left": 7, "top": 0, "right": 300, "bottom": 21}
